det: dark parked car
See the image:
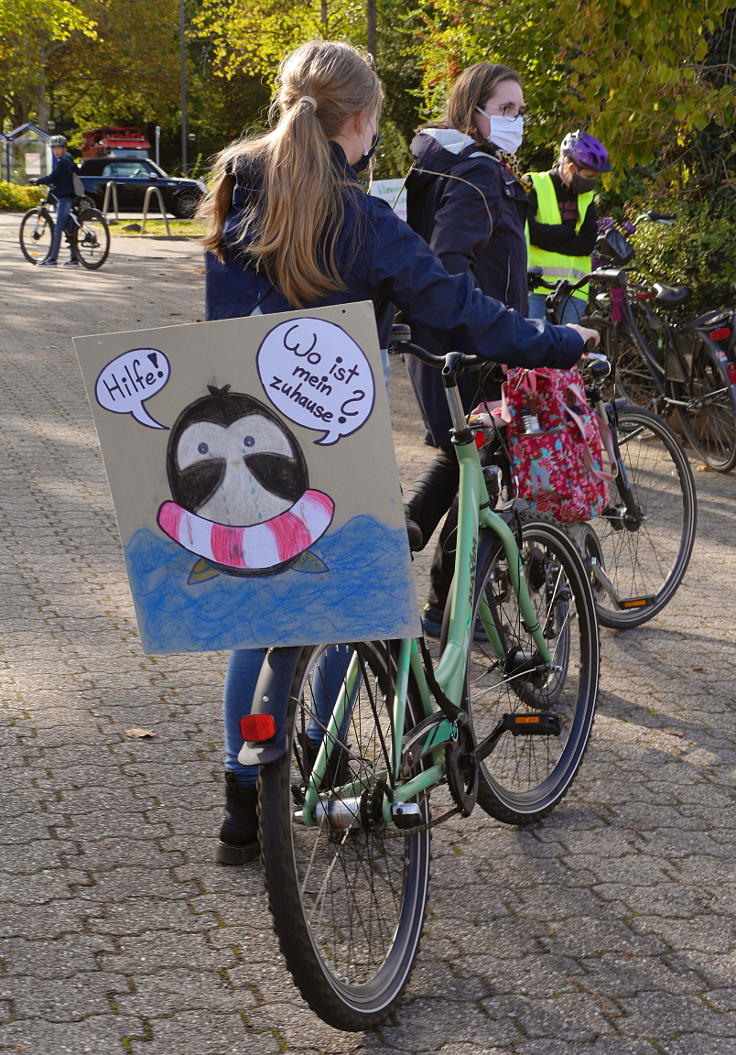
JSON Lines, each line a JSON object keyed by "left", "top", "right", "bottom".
{"left": 78, "top": 157, "right": 206, "bottom": 218}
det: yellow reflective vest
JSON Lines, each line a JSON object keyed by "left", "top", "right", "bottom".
{"left": 525, "top": 171, "right": 594, "bottom": 299}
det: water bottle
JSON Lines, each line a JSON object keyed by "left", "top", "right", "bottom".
{"left": 520, "top": 401, "right": 541, "bottom": 434}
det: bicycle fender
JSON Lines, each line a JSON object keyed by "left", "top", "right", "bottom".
{"left": 236, "top": 646, "right": 302, "bottom": 765}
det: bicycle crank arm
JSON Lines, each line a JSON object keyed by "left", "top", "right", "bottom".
{"left": 475, "top": 712, "right": 561, "bottom": 762}
{"left": 588, "top": 561, "right": 655, "bottom": 612}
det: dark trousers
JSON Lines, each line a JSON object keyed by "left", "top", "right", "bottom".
{"left": 403, "top": 448, "right": 459, "bottom": 611}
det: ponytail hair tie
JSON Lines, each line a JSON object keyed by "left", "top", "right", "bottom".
{"left": 300, "top": 95, "right": 318, "bottom": 109}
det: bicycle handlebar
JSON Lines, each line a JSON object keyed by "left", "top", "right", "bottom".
{"left": 636, "top": 209, "right": 676, "bottom": 224}
{"left": 389, "top": 326, "right": 607, "bottom": 375}
{"left": 389, "top": 328, "right": 492, "bottom": 373}
{"left": 528, "top": 267, "right": 628, "bottom": 298}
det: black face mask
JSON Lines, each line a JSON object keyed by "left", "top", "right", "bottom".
{"left": 570, "top": 173, "right": 597, "bottom": 194}
{"left": 353, "top": 133, "right": 380, "bottom": 173}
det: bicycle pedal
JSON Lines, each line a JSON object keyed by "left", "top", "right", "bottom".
{"left": 617, "top": 595, "right": 655, "bottom": 611}
{"left": 391, "top": 802, "right": 423, "bottom": 829}
{"left": 502, "top": 712, "right": 561, "bottom": 737}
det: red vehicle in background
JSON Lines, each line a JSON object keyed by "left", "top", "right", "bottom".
{"left": 81, "top": 127, "right": 151, "bottom": 159}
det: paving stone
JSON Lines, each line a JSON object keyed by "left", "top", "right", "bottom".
{"left": 2, "top": 216, "right": 736, "bottom": 1053}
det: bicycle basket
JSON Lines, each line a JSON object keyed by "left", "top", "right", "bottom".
{"left": 595, "top": 228, "right": 635, "bottom": 266}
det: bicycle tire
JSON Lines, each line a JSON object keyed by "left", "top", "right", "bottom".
{"left": 671, "top": 333, "right": 736, "bottom": 472}
{"left": 75, "top": 208, "right": 110, "bottom": 269}
{"left": 19, "top": 208, "right": 54, "bottom": 264}
{"left": 259, "top": 641, "right": 431, "bottom": 1031}
{"left": 584, "top": 405, "right": 696, "bottom": 629}
{"left": 605, "top": 310, "right": 661, "bottom": 408}
{"left": 465, "top": 513, "right": 600, "bottom": 825}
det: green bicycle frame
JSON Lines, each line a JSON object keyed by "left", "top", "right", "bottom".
{"left": 301, "top": 373, "right": 552, "bottom": 828}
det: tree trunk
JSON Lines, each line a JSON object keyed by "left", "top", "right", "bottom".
{"left": 36, "top": 64, "right": 49, "bottom": 129}
{"left": 321, "top": 0, "right": 328, "bottom": 32}
{"left": 366, "top": 0, "right": 377, "bottom": 61}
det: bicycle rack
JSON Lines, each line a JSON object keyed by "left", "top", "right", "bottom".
{"left": 101, "top": 182, "right": 120, "bottom": 223}
{"left": 141, "top": 187, "right": 170, "bottom": 236}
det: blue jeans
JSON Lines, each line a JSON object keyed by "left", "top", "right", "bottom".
{"left": 48, "top": 197, "right": 74, "bottom": 262}
{"left": 528, "top": 291, "right": 586, "bottom": 324}
{"left": 224, "top": 644, "right": 355, "bottom": 787}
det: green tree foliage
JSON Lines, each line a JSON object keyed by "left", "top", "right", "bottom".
{"left": 412, "top": 0, "right": 736, "bottom": 184}
{"left": 52, "top": 0, "right": 182, "bottom": 129}
{"left": 0, "top": 0, "right": 96, "bottom": 127}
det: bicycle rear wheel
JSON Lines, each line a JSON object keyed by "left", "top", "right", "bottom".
{"left": 604, "top": 311, "right": 662, "bottom": 408}
{"left": 671, "top": 333, "right": 736, "bottom": 472}
{"left": 466, "top": 514, "right": 599, "bottom": 825}
{"left": 583, "top": 405, "right": 696, "bottom": 629}
{"left": 19, "top": 208, "right": 54, "bottom": 263}
{"left": 75, "top": 208, "right": 110, "bottom": 269}
{"left": 259, "top": 641, "right": 430, "bottom": 1031}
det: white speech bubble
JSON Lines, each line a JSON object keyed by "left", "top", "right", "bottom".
{"left": 257, "top": 318, "right": 375, "bottom": 445}
{"left": 95, "top": 348, "right": 170, "bottom": 429}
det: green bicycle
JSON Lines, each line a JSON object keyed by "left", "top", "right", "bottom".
{"left": 253, "top": 330, "right": 601, "bottom": 1031}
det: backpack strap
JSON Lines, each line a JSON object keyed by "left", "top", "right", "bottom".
{"left": 563, "top": 401, "right": 618, "bottom": 481}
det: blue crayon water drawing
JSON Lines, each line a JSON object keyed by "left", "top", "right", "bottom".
{"left": 125, "top": 515, "right": 417, "bottom": 653}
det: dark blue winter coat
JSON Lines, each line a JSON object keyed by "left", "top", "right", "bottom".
{"left": 36, "top": 152, "right": 77, "bottom": 199}
{"left": 205, "top": 142, "right": 581, "bottom": 379}
{"left": 405, "top": 129, "right": 531, "bottom": 445}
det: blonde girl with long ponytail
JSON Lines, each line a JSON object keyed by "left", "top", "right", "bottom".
{"left": 201, "top": 39, "right": 597, "bottom": 866}
{"left": 200, "top": 39, "right": 382, "bottom": 307}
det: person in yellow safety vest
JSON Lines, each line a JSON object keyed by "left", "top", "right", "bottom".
{"left": 524, "top": 129, "right": 612, "bottom": 323}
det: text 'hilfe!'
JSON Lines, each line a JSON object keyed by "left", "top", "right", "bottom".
{"left": 95, "top": 348, "right": 171, "bottom": 430}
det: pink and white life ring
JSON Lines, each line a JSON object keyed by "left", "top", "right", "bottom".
{"left": 157, "top": 489, "right": 334, "bottom": 572}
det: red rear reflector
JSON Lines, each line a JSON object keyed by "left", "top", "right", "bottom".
{"left": 240, "top": 714, "right": 276, "bottom": 742}
{"left": 709, "top": 327, "right": 731, "bottom": 342}
{"left": 727, "top": 363, "right": 736, "bottom": 385}
{"left": 474, "top": 431, "right": 485, "bottom": 450}
{"left": 637, "top": 291, "right": 654, "bottom": 300}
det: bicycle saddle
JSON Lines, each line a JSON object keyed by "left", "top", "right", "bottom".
{"left": 651, "top": 282, "right": 691, "bottom": 307}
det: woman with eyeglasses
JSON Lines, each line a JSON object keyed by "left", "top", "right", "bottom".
{"left": 403, "top": 62, "right": 532, "bottom": 638}
{"left": 198, "top": 42, "right": 597, "bottom": 865}
{"left": 524, "top": 130, "right": 612, "bottom": 324}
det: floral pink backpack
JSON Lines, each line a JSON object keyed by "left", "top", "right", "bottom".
{"left": 495, "top": 366, "right": 617, "bottom": 523}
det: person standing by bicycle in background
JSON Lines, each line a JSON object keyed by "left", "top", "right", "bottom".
{"left": 524, "top": 130, "right": 611, "bottom": 322}
{"left": 198, "top": 39, "right": 598, "bottom": 866}
{"left": 402, "top": 62, "right": 531, "bottom": 637}
{"left": 29, "top": 134, "right": 81, "bottom": 267}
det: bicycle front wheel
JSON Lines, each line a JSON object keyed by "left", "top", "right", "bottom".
{"left": 19, "top": 208, "right": 54, "bottom": 263}
{"left": 671, "top": 333, "right": 736, "bottom": 472}
{"left": 75, "top": 208, "right": 110, "bottom": 269}
{"left": 585, "top": 406, "right": 697, "bottom": 629}
{"left": 467, "top": 515, "right": 600, "bottom": 825}
{"left": 259, "top": 641, "right": 430, "bottom": 1031}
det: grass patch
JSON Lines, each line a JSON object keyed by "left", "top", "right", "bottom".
{"left": 116, "top": 218, "right": 204, "bottom": 239}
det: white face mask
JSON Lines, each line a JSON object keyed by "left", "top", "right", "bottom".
{"left": 476, "top": 108, "right": 524, "bottom": 155}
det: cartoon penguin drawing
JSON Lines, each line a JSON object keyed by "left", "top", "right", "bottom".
{"left": 156, "top": 385, "right": 334, "bottom": 580}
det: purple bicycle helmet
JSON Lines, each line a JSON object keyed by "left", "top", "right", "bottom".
{"left": 560, "top": 130, "right": 611, "bottom": 173}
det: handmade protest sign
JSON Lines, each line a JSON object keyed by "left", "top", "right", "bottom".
{"left": 74, "top": 302, "right": 419, "bottom": 654}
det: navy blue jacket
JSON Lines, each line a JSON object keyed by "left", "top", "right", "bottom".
{"left": 205, "top": 142, "right": 581, "bottom": 382}
{"left": 37, "top": 152, "right": 77, "bottom": 199}
{"left": 405, "top": 129, "right": 531, "bottom": 444}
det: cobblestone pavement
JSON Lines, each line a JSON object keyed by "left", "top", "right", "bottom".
{"left": 1, "top": 212, "right": 735, "bottom": 1055}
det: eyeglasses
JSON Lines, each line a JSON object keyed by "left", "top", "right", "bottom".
{"left": 483, "top": 103, "right": 527, "bottom": 122}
